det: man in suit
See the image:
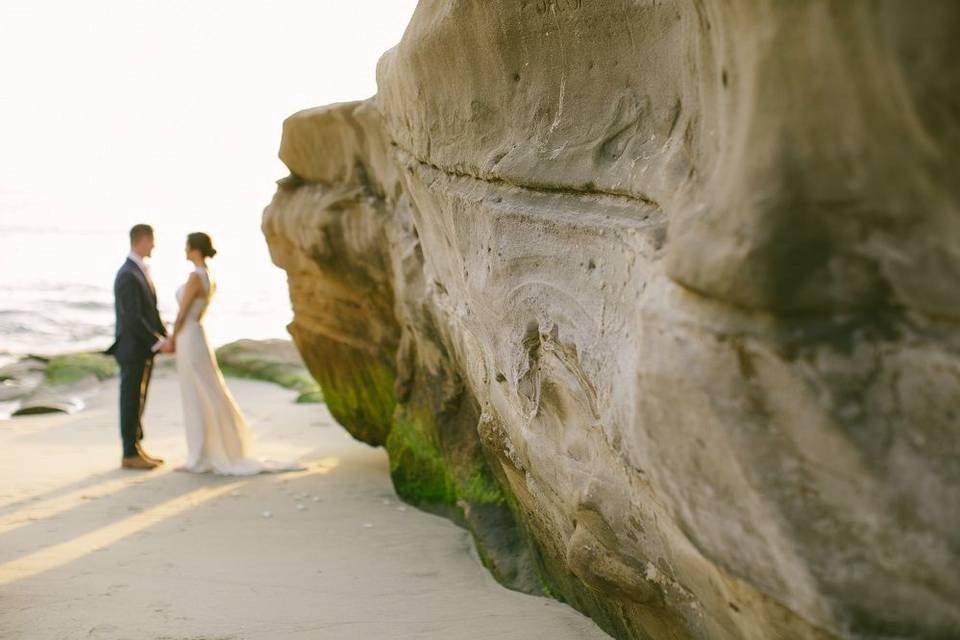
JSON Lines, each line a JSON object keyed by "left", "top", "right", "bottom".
{"left": 107, "top": 224, "right": 173, "bottom": 470}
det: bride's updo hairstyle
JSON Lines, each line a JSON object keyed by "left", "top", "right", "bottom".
{"left": 187, "top": 232, "right": 217, "bottom": 258}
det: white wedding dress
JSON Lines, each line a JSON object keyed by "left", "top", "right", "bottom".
{"left": 175, "top": 266, "right": 299, "bottom": 475}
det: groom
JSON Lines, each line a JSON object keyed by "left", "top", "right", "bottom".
{"left": 107, "top": 224, "right": 173, "bottom": 470}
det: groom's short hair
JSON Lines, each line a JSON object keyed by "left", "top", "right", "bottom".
{"left": 129, "top": 224, "right": 154, "bottom": 244}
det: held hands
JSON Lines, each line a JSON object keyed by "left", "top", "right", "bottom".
{"left": 158, "top": 337, "right": 176, "bottom": 354}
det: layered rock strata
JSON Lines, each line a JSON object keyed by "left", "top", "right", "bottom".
{"left": 263, "top": 2, "right": 960, "bottom": 638}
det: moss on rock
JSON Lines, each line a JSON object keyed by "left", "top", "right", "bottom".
{"left": 458, "top": 464, "right": 506, "bottom": 506}
{"left": 44, "top": 353, "right": 118, "bottom": 385}
{"left": 294, "top": 390, "right": 325, "bottom": 404}
{"left": 386, "top": 407, "right": 458, "bottom": 507}
{"left": 317, "top": 361, "right": 396, "bottom": 445}
{"left": 290, "top": 326, "right": 397, "bottom": 447}
{"left": 215, "top": 339, "right": 323, "bottom": 402}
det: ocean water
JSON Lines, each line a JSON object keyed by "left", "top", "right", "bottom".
{"left": 0, "top": 199, "right": 293, "bottom": 359}
{"left": 0, "top": 0, "right": 419, "bottom": 362}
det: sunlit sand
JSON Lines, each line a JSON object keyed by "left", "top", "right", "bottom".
{"left": 0, "top": 371, "right": 606, "bottom": 639}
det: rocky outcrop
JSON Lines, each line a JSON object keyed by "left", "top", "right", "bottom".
{"left": 214, "top": 339, "right": 322, "bottom": 403}
{"left": 262, "top": 2, "right": 960, "bottom": 639}
{"left": 0, "top": 354, "right": 114, "bottom": 417}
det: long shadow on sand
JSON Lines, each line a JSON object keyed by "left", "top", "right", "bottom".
{"left": 0, "top": 455, "right": 343, "bottom": 586}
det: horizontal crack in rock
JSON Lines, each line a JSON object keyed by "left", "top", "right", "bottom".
{"left": 393, "top": 145, "right": 662, "bottom": 211}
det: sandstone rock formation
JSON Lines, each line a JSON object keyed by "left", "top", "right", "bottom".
{"left": 263, "top": 2, "right": 960, "bottom": 638}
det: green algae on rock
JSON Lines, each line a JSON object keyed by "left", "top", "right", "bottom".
{"left": 214, "top": 339, "right": 323, "bottom": 404}
{"left": 44, "top": 353, "right": 118, "bottom": 385}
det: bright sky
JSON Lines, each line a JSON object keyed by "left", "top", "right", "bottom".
{"left": 0, "top": 0, "right": 418, "bottom": 350}
{"left": 0, "top": 0, "right": 417, "bottom": 227}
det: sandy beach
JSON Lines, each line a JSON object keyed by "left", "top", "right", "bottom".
{"left": 0, "top": 367, "right": 607, "bottom": 640}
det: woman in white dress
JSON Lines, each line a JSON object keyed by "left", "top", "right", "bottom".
{"left": 170, "top": 232, "right": 299, "bottom": 475}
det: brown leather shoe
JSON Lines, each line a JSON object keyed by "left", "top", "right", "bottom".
{"left": 136, "top": 443, "right": 164, "bottom": 465}
{"left": 121, "top": 454, "right": 159, "bottom": 470}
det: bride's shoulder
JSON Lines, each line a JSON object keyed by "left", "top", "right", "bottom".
{"left": 183, "top": 270, "right": 204, "bottom": 287}
{"left": 192, "top": 267, "right": 212, "bottom": 290}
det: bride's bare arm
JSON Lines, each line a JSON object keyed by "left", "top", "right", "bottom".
{"left": 171, "top": 272, "right": 203, "bottom": 343}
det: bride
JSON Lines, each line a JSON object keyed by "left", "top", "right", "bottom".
{"left": 168, "top": 232, "right": 300, "bottom": 475}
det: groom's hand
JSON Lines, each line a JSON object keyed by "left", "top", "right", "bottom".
{"left": 159, "top": 338, "right": 176, "bottom": 354}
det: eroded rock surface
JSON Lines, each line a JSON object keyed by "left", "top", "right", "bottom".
{"left": 263, "top": 2, "right": 960, "bottom": 638}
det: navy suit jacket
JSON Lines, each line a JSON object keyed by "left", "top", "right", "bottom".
{"left": 106, "top": 258, "right": 167, "bottom": 362}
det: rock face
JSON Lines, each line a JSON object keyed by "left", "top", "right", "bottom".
{"left": 263, "top": 2, "right": 960, "bottom": 639}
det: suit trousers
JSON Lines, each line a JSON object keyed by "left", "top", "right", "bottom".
{"left": 118, "top": 356, "right": 153, "bottom": 457}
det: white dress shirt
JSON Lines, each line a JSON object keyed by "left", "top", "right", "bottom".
{"left": 127, "top": 251, "right": 155, "bottom": 292}
{"left": 127, "top": 251, "right": 164, "bottom": 352}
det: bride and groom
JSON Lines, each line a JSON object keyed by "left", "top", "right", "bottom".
{"left": 107, "top": 223, "right": 298, "bottom": 474}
